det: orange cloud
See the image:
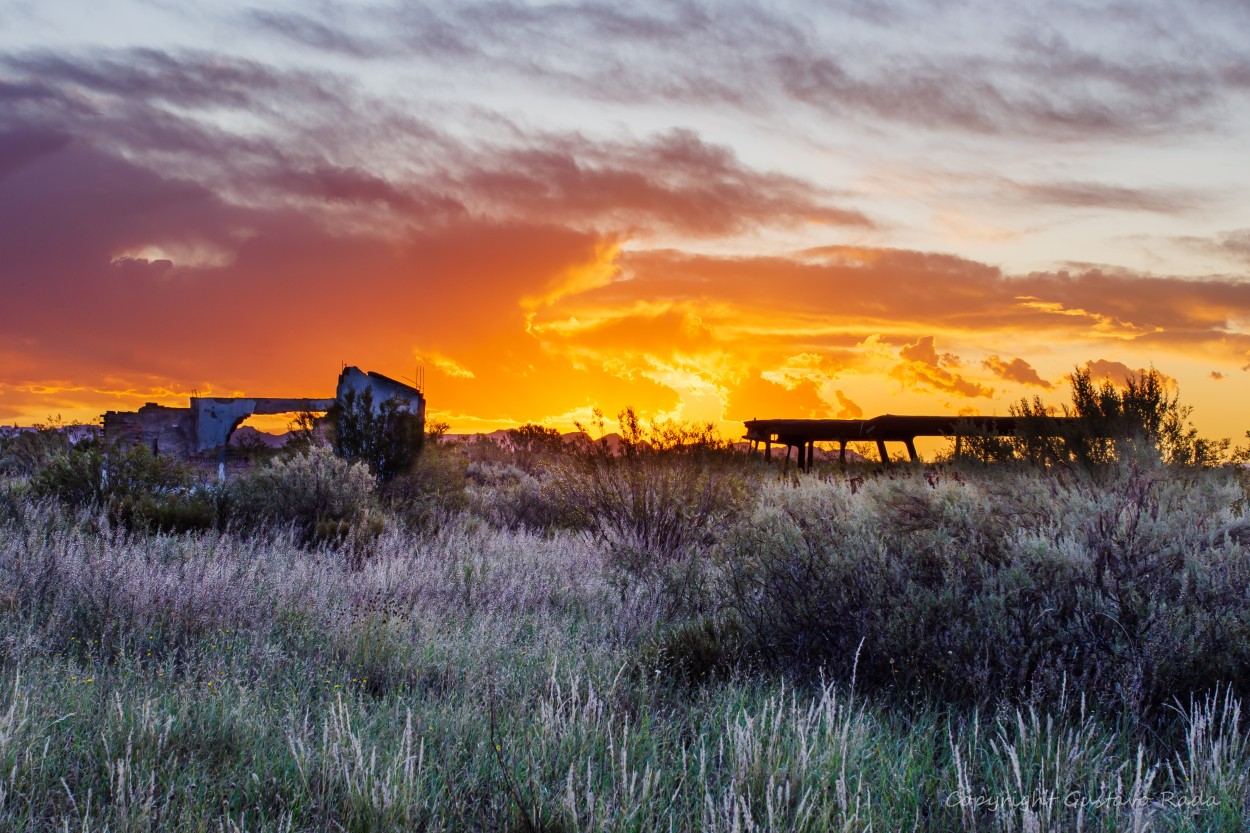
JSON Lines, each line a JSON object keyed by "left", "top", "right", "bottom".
{"left": 834, "top": 390, "right": 863, "bottom": 418}
{"left": 1078, "top": 359, "right": 1176, "bottom": 387}
{"left": 889, "top": 362, "right": 994, "bottom": 399}
{"left": 983, "top": 355, "right": 1053, "bottom": 388}
{"left": 724, "top": 371, "right": 831, "bottom": 421}
{"left": 899, "top": 336, "right": 962, "bottom": 368}
{"left": 888, "top": 337, "right": 991, "bottom": 398}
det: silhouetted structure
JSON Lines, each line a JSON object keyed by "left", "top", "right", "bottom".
{"left": 744, "top": 415, "right": 1083, "bottom": 470}
{"left": 102, "top": 366, "right": 424, "bottom": 462}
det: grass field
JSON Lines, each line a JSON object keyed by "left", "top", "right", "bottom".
{"left": 1, "top": 430, "right": 1249, "bottom": 830}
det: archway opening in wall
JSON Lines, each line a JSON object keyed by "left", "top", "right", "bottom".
{"left": 227, "top": 411, "right": 328, "bottom": 462}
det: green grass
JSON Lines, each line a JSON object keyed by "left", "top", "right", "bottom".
{"left": 1, "top": 456, "right": 1248, "bottom": 830}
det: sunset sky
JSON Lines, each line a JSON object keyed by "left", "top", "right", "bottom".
{"left": 3, "top": 0, "right": 1249, "bottom": 441}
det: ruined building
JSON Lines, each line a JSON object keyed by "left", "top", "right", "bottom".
{"left": 102, "top": 366, "right": 424, "bottom": 461}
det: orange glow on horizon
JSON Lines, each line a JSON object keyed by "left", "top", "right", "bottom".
{"left": 4, "top": 237, "right": 1248, "bottom": 448}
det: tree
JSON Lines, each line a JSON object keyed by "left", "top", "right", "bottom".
{"left": 1007, "top": 395, "right": 1067, "bottom": 466}
{"left": 285, "top": 410, "right": 323, "bottom": 452}
{"left": 1000, "top": 367, "right": 1227, "bottom": 469}
{"left": 1067, "top": 366, "right": 1223, "bottom": 466}
{"left": 328, "top": 388, "right": 424, "bottom": 483}
{"left": 506, "top": 423, "right": 565, "bottom": 474}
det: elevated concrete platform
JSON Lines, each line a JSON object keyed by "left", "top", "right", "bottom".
{"left": 744, "top": 414, "right": 1083, "bottom": 469}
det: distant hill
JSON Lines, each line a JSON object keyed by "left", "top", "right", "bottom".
{"left": 228, "top": 426, "right": 290, "bottom": 449}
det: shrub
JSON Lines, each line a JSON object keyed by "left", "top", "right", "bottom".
{"left": 465, "top": 462, "right": 585, "bottom": 535}
{"left": 642, "top": 615, "right": 749, "bottom": 685}
{"left": 505, "top": 423, "right": 566, "bottom": 475}
{"left": 112, "top": 489, "right": 219, "bottom": 534}
{"left": 0, "top": 419, "right": 80, "bottom": 478}
{"left": 381, "top": 439, "right": 470, "bottom": 533}
{"left": 224, "top": 446, "right": 379, "bottom": 547}
{"left": 32, "top": 442, "right": 216, "bottom": 533}
{"left": 721, "top": 464, "right": 1250, "bottom": 717}
{"left": 555, "top": 408, "right": 750, "bottom": 573}
{"left": 0, "top": 481, "right": 29, "bottom": 526}
{"left": 328, "top": 389, "right": 424, "bottom": 483}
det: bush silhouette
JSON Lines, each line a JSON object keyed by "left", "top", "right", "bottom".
{"left": 328, "top": 388, "right": 424, "bottom": 483}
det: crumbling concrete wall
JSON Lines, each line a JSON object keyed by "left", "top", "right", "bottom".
{"left": 190, "top": 398, "right": 334, "bottom": 453}
{"left": 102, "top": 404, "right": 195, "bottom": 458}
{"left": 101, "top": 366, "right": 423, "bottom": 460}
{"left": 336, "top": 367, "right": 425, "bottom": 423}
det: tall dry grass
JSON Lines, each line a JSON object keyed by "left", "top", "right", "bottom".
{"left": 0, "top": 449, "right": 1248, "bottom": 829}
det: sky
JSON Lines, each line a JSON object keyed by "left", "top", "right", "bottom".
{"left": 2, "top": 0, "right": 1249, "bottom": 441}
